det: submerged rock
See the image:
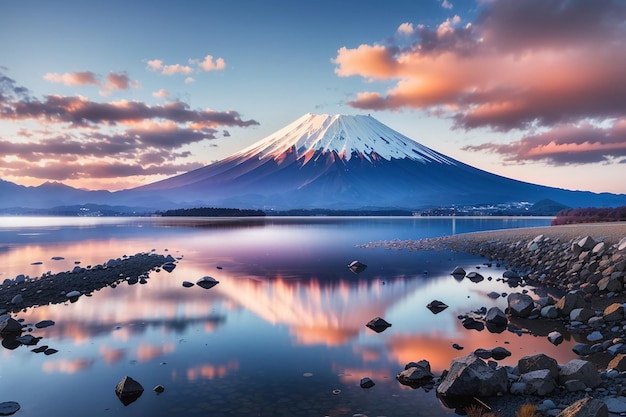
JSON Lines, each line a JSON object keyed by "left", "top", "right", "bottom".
{"left": 0, "top": 401, "right": 20, "bottom": 416}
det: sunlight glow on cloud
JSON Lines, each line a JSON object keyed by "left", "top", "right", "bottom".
{"left": 43, "top": 71, "right": 136, "bottom": 96}
{"left": 0, "top": 71, "right": 258, "bottom": 189}
{"left": 333, "top": 0, "right": 626, "bottom": 166}
{"left": 147, "top": 54, "right": 227, "bottom": 76}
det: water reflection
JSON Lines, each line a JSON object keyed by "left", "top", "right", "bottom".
{"left": 1, "top": 216, "right": 568, "bottom": 417}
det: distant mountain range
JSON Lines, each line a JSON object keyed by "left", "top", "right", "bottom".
{"left": 2, "top": 113, "right": 626, "bottom": 213}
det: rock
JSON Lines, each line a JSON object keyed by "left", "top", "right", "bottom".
{"left": 66, "top": 290, "right": 81, "bottom": 299}
{"left": 518, "top": 353, "right": 560, "bottom": 380}
{"left": 490, "top": 347, "right": 512, "bottom": 360}
{"left": 559, "top": 359, "right": 601, "bottom": 388}
{"left": 451, "top": 266, "right": 466, "bottom": 276}
{"left": 348, "top": 260, "right": 367, "bottom": 273}
{"left": 115, "top": 376, "right": 144, "bottom": 406}
{"left": 16, "top": 334, "right": 40, "bottom": 346}
{"left": 0, "top": 315, "right": 22, "bottom": 335}
{"left": 452, "top": 343, "right": 464, "bottom": 350}
{"left": 618, "top": 237, "right": 626, "bottom": 251}
{"left": 608, "top": 354, "right": 626, "bottom": 372}
{"left": 436, "top": 353, "right": 508, "bottom": 397}
{"left": 576, "top": 236, "right": 597, "bottom": 252}
{"left": 556, "top": 292, "right": 586, "bottom": 316}
{"left": 10, "top": 294, "right": 23, "bottom": 305}
{"left": 507, "top": 292, "right": 534, "bottom": 317}
{"left": 564, "top": 379, "right": 587, "bottom": 392}
{"left": 518, "top": 369, "right": 557, "bottom": 396}
{"left": 162, "top": 262, "right": 176, "bottom": 273}
{"left": 196, "top": 276, "right": 219, "bottom": 289}
{"left": 485, "top": 306, "right": 507, "bottom": 326}
{"left": 153, "top": 385, "right": 165, "bottom": 394}
{"left": 548, "top": 331, "right": 564, "bottom": 346}
{"left": 556, "top": 397, "right": 607, "bottom": 417}
{"left": 487, "top": 291, "right": 501, "bottom": 299}
{"left": 572, "top": 343, "right": 592, "bottom": 356}
{"left": 503, "top": 269, "right": 520, "bottom": 279}
{"left": 570, "top": 308, "right": 594, "bottom": 323}
{"left": 587, "top": 331, "right": 603, "bottom": 342}
{"left": 360, "top": 377, "right": 375, "bottom": 388}
{"left": 541, "top": 305, "right": 560, "bottom": 319}
{"left": 35, "top": 320, "right": 55, "bottom": 329}
{"left": 603, "top": 303, "right": 624, "bottom": 322}
{"left": 426, "top": 300, "right": 448, "bottom": 314}
{"left": 466, "top": 272, "right": 484, "bottom": 283}
{"left": 605, "top": 397, "right": 626, "bottom": 414}
{"left": 461, "top": 317, "right": 484, "bottom": 331}
{"left": 0, "top": 402, "right": 20, "bottom": 416}
{"left": 182, "top": 281, "right": 194, "bottom": 288}
{"left": 366, "top": 317, "right": 391, "bottom": 333}
{"left": 397, "top": 360, "right": 433, "bottom": 387}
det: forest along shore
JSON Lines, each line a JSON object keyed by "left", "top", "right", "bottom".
{"left": 360, "top": 222, "right": 626, "bottom": 415}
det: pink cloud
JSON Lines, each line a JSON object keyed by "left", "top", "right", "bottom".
{"left": 463, "top": 120, "right": 626, "bottom": 165}
{"left": 152, "top": 88, "right": 170, "bottom": 98}
{"left": 334, "top": 0, "right": 626, "bottom": 131}
{"left": 197, "top": 55, "right": 226, "bottom": 71}
{"left": 43, "top": 71, "right": 99, "bottom": 86}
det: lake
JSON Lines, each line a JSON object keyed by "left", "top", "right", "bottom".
{"left": 0, "top": 216, "right": 578, "bottom": 416}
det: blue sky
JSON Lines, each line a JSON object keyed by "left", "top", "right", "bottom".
{"left": 1, "top": 0, "right": 625, "bottom": 194}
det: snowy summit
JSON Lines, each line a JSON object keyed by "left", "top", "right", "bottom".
{"left": 235, "top": 113, "right": 455, "bottom": 165}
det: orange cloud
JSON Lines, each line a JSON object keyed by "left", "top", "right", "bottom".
{"left": 43, "top": 71, "right": 98, "bottom": 86}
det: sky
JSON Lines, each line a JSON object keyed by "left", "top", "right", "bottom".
{"left": 1, "top": 0, "right": 625, "bottom": 194}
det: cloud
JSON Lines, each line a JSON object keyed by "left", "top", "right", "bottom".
{"left": 43, "top": 71, "right": 99, "bottom": 86}
{"left": 152, "top": 89, "right": 170, "bottom": 98}
{"left": 463, "top": 120, "right": 626, "bottom": 165}
{"left": 43, "top": 71, "right": 137, "bottom": 96}
{"left": 147, "top": 54, "right": 226, "bottom": 76}
{"left": 441, "top": 0, "right": 453, "bottom": 9}
{"left": 196, "top": 55, "right": 226, "bottom": 72}
{"left": 333, "top": 0, "right": 626, "bottom": 131}
{"left": 0, "top": 72, "right": 259, "bottom": 188}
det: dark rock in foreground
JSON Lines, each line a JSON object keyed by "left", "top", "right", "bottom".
{"left": 0, "top": 401, "right": 20, "bottom": 416}
{"left": 115, "top": 376, "right": 144, "bottom": 406}
{"left": 366, "top": 316, "right": 392, "bottom": 333}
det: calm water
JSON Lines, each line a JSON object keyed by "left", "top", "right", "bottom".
{"left": 0, "top": 216, "right": 579, "bottom": 416}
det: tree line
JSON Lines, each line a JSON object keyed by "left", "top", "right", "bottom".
{"left": 157, "top": 207, "right": 265, "bottom": 217}
{"left": 551, "top": 206, "right": 626, "bottom": 225}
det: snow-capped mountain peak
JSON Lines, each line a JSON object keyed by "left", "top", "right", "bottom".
{"left": 234, "top": 113, "right": 455, "bottom": 165}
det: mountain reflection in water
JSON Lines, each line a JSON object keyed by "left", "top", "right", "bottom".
{"left": 1, "top": 216, "right": 577, "bottom": 417}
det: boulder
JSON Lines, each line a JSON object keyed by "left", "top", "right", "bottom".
{"left": 556, "top": 292, "right": 585, "bottom": 316}
{"left": 196, "top": 276, "right": 219, "bottom": 289}
{"left": 570, "top": 308, "right": 594, "bottom": 323}
{"left": 115, "top": 376, "right": 144, "bottom": 406}
{"left": 161, "top": 262, "right": 176, "bottom": 273}
{"left": 603, "top": 303, "right": 624, "bottom": 322}
{"left": 518, "top": 353, "right": 560, "bottom": 380}
{"left": 605, "top": 397, "right": 626, "bottom": 414}
{"left": 491, "top": 347, "right": 512, "bottom": 360}
{"left": 598, "top": 276, "right": 622, "bottom": 292}
{"left": 558, "top": 359, "right": 601, "bottom": 388}
{"left": 0, "top": 315, "right": 22, "bottom": 335}
{"left": 427, "top": 300, "right": 448, "bottom": 314}
{"left": 507, "top": 292, "right": 534, "bottom": 317}
{"left": 182, "top": 281, "right": 194, "bottom": 288}
{"left": 541, "top": 305, "right": 560, "bottom": 319}
{"left": 396, "top": 360, "right": 433, "bottom": 387}
{"left": 436, "top": 353, "right": 508, "bottom": 397}
{"left": 556, "top": 397, "right": 607, "bottom": 417}
{"left": 485, "top": 306, "right": 507, "bottom": 326}
{"left": 462, "top": 317, "right": 484, "bottom": 331}
{"left": 10, "top": 294, "right": 23, "bottom": 305}
{"left": 16, "top": 335, "right": 40, "bottom": 346}
{"left": 66, "top": 290, "right": 81, "bottom": 299}
{"left": 518, "top": 369, "right": 557, "bottom": 396}
{"left": 366, "top": 317, "right": 391, "bottom": 333}
{"left": 35, "top": 320, "right": 55, "bottom": 329}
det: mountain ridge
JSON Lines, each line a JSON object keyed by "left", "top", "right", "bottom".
{"left": 1, "top": 113, "right": 626, "bottom": 211}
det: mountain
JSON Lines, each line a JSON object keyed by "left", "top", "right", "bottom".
{"left": 2, "top": 113, "right": 626, "bottom": 211}
{"left": 125, "top": 113, "right": 626, "bottom": 210}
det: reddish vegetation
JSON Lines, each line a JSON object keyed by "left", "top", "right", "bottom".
{"left": 551, "top": 206, "right": 626, "bottom": 225}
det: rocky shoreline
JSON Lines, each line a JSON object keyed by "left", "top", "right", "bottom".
{"left": 0, "top": 251, "right": 176, "bottom": 314}
{"left": 361, "top": 223, "right": 626, "bottom": 416}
